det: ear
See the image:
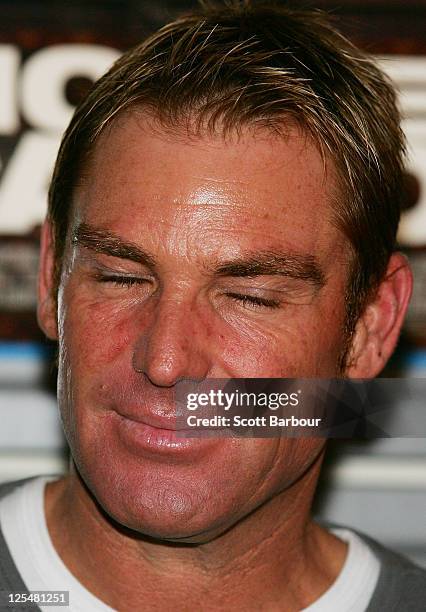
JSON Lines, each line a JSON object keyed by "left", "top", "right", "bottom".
{"left": 345, "top": 252, "right": 413, "bottom": 377}
{"left": 37, "top": 220, "right": 59, "bottom": 340}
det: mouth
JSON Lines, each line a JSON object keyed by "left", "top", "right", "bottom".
{"left": 110, "top": 410, "right": 222, "bottom": 456}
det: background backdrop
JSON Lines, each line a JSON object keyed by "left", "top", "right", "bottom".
{"left": 0, "top": 0, "right": 425, "bottom": 567}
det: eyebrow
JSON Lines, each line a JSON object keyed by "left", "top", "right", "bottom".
{"left": 215, "top": 253, "right": 325, "bottom": 288}
{"left": 72, "top": 223, "right": 156, "bottom": 269}
{"left": 72, "top": 222, "right": 326, "bottom": 288}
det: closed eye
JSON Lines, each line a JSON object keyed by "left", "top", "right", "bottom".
{"left": 95, "top": 274, "right": 150, "bottom": 287}
{"left": 226, "top": 292, "right": 280, "bottom": 309}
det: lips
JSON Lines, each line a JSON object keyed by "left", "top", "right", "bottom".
{"left": 115, "top": 409, "right": 188, "bottom": 432}
{"left": 109, "top": 406, "right": 221, "bottom": 457}
{"left": 115, "top": 406, "right": 229, "bottom": 435}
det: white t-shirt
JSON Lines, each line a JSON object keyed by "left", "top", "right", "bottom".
{"left": 0, "top": 476, "right": 380, "bottom": 612}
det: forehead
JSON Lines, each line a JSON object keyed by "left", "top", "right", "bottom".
{"left": 73, "top": 112, "right": 345, "bottom": 262}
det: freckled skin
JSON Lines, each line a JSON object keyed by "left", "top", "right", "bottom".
{"left": 36, "top": 106, "right": 413, "bottom": 608}
{"left": 51, "top": 115, "right": 353, "bottom": 541}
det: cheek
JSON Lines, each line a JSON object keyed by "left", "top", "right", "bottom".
{"left": 56, "top": 289, "right": 144, "bottom": 434}
{"left": 59, "top": 290, "right": 142, "bottom": 372}
{"left": 216, "top": 308, "right": 345, "bottom": 377}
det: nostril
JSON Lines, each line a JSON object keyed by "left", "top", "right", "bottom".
{"left": 132, "top": 337, "right": 185, "bottom": 386}
{"left": 130, "top": 301, "right": 212, "bottom": 385}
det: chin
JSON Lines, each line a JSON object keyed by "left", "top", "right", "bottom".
{"left": 71, "top": 449, "right": 243, "bottom": 543}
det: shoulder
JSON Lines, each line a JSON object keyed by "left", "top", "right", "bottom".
{"left": 0, "top": 478, "right": 37, "bottom": 501}
{"left": 0, "top": 479, "right": 36, "bottom": 593}
{"left": 335, "top": 526, "right": 426, "bottom": 612}
{"left": 360, "top": 532, "right": 426, "bottom": 612}
{"left": 321, "top": 521, "right": 426, "bottom": 611}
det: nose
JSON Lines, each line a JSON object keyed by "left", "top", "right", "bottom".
{"left": 132, "top": 294, "right": 212, "bottom": 386}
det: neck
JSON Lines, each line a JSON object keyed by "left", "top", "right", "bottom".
{"left": 45, "top": 456, "right": 346, "bottom": 611}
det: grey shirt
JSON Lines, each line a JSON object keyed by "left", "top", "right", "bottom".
{"left": 0, "top": 479, "right": 425, "bottom": 611}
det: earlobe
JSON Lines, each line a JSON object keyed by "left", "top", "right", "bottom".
{"left": 346, "top": 252, "right": 413, "bottom": 378}
{"left": 37, "top": 220, "right": 59, "bottom": 340}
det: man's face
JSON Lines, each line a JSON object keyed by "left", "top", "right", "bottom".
{"left": 51, "top": 113, "right": 351, "bottom": 541}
